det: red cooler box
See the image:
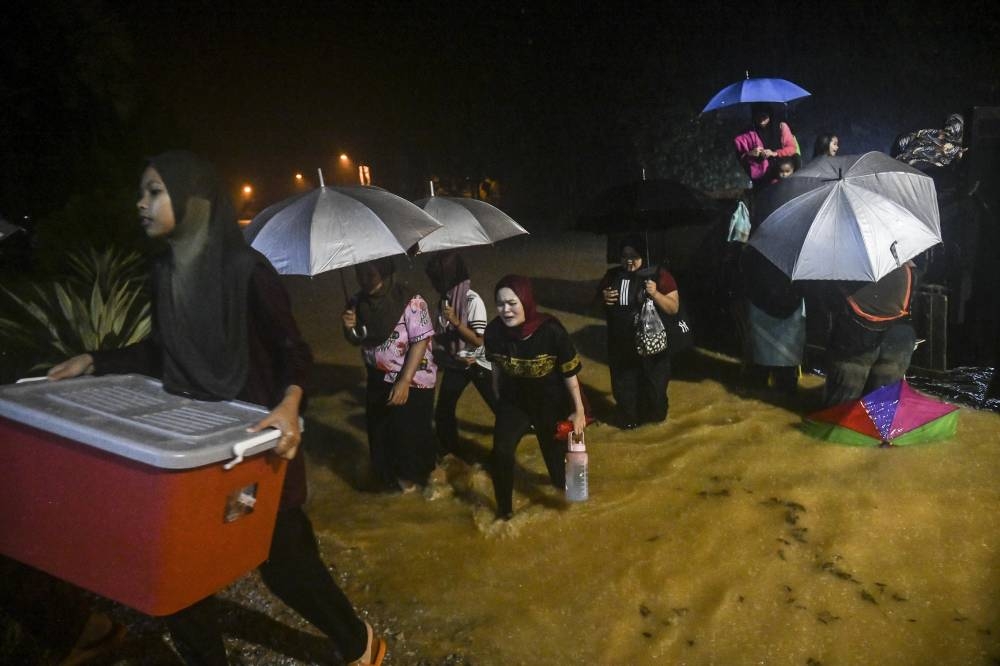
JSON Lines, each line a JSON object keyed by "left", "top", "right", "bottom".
{"left": 0, "top": 374, "right": 287, "bottom": 616}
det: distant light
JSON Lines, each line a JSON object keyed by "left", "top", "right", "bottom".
{"left": 294, "top": 173, "right": 303, "bottom": 181}
{"left": 339, "top": 154, "right": 349, "bottom": 162}
{"left": 242, "top": 185, "right": 253, "bottom": 196}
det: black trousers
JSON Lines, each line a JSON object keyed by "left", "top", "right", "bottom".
{"left": 609, "top": 350, "right": 671, "bottom": 425}
{"left": 166, "top": 507, "right": 367, "bottom": 665}
{"left": 490, "top": 399, "right": 566, "bottom": 517}
{"left": 365, "top": 368, "right": 436, "bottom": 488}
{"left": 434, "top": 364, "right": 496, "bottom": 454}
{"left": 823, "top": 317, "right": 916, "bottom": 407}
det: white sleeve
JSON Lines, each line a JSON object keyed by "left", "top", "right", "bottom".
{"left": 465, "top": 290, "right": 488, "bottom": 335}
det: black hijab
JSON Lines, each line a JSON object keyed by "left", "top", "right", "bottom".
{"left": 354, "top": 257, "right": 414, "bottom": 346}
{"left": 751, "top": 103, "right": 783, "bottom": 151}
{"left": 424, "top": 250, "right": 469, "bottom": 295}
{"left": 149, "top": 150, "right": 257, "bottom": 400}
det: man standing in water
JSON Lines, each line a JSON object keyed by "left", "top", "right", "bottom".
{"left": 823, "top": 262, "right": 917, "bottom": 406}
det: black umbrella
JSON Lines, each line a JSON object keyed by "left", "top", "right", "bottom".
{"left": 577, "top": 178, "right": 727, "bottom": 270}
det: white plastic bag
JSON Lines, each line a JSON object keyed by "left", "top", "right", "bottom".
{"left": 634, "top": 298, "right": 667, "bottom": 356}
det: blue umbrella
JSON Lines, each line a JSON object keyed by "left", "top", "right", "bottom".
{"left": 702, "top": 74, "right": 810, "bottom": 114}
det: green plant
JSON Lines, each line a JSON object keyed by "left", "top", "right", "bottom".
{"left": 0, "top": 247, "right": 150, "bottom": 378}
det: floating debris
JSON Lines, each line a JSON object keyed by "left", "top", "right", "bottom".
{"left": 816, "top": 610, "right": 841, "bottom": 625}
{"left": 697, "top": 488, "right": 731, "bottom": 498}
{"left": 642, "top": 631, "right": 653, "bottom": 638}
{"left": 860, "top": 590, "right": 878, "bottom": 605}
{"left": 892, "top": 593, "right": 908, "bottom": 602}
{"left": 778, "top": 549, "right": 786, "bottom": 561}
{"left": 646, "top": 535, "right": 660, "bottom": 542}
{"left": 639, "top": 604, "right": 652, "bottom": 617}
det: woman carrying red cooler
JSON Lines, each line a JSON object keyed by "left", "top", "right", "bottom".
{"left": 49, "top": 151, "right": 386, "bottom": 666}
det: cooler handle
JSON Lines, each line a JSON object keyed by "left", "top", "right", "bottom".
{"left": 223, "top": 429, "right": 281, "bottom": 470}
{"left": 223, "top": 417, "right": 305, "bottom": 470}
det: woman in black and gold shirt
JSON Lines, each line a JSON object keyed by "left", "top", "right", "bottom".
{"left": 484, "top": 275, "right": 587, "bottom": 519}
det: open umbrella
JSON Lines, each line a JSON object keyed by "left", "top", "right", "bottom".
{"left": 803, "top": 379, "right": 959, "bottom": 447}
{"left": 577, "top": 177, "right": 726, "bottom": 270}
{"left": 413, "top": 196, "right": 528, "bottom": 253}
{"left": 702, "top": 73, "right": 811, "bottom": 114}
{"left": 243, "top": 181, "right": 442, "bottom": 276}
{"left": 748, "top": 152, "right": 942, "bottom": 282}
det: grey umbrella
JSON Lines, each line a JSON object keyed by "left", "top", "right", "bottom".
{"left": 244, "top": 182, "right": 442, "bottom": 276}
{"left": 749, "top": 152, "right": 942, "bottom": 281}
{"left": 413, "top": 196, "right": 528, "bottom": 253}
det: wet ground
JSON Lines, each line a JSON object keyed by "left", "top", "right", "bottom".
{"left": 3, "top": 233, "right": 999, "bottom": 664}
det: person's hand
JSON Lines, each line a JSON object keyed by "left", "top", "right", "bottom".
{"left": 603, "top": 287, "right": 619, "bottom": 305}
{"left": 249, "top": 388, "right": 303, "bottom": 460}
{"left": 388, "top": 380, "right": 410, "bottom": 405}
{"left": 342, "top": 308, "right": 357, "bottom": 330}
{"left": 751, "top": 146, "right": 764, "bottom": 158}
{"left": 763, "top": 149, "right": 778, "bottom": 158}
{"left": 644, "top": 279, "right": 658, "bottom": 296}
{"left": 47, "top": 354, "right": 95, "bottom": 381}
{"left": 442, "top": 301, "right": 460, "bottom": 327}
{"left": 568, "top": 410, "right": 586, "bottom": 436}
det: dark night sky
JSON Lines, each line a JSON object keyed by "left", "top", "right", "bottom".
{"left": 4, "top": 0, "right": 1000, "bottom": 225}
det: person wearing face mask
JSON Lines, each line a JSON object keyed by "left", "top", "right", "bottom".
{"left": 48, "top": 151, "right": 386, "bottom": 666}
{"left": 598, "top": 235, "right": 679, "bottom": 429}
{"left": 483, "top": 275, "right": 588, "bottom": 520}
{"left": 342, "top": 257, "right": 437, "bottom": 494}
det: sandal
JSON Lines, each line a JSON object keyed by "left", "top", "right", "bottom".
{"left": 352, "top": 621, "right": 387, "bottom": 666}
{"left": 59, "top": 620, "right": 127, "bottom": 666}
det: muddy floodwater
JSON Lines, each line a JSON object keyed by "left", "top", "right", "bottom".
{"left": 285, "top": 234, "right": 1000, "bottom": 665}
{"left": 10, "top": 233, "right": 1000, "bottom": 665}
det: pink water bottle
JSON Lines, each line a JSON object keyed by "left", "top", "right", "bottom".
{"left": 565, "top": 431, "right": 588, "bottom": 502}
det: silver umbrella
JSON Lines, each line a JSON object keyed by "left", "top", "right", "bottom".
{"left": 413, "top": 196, "right": 528, "bottom": 253}
{"left": 244, "top": 181, "right": 442, "bottom": 276}
{"left": 749, "top": 152, "right": 942, "bottom": 282}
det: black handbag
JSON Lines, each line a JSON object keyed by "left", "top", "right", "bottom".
{"left": 663, "top": 303, "right": 694, "bottom": 354}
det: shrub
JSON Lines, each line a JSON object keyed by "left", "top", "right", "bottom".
{"left": 0, "top": 246, "right": 150, "bottom": 381}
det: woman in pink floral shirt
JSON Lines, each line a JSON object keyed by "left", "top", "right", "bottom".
{"left": 343, "top": 258, "right": 437, "bottom": 492}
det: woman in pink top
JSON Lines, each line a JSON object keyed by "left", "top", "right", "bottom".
{"left": 343, "top": 258, "right": 437, "bottom": 492}
{"left": 733, "top": 103, "right": 800, "bottom": 190}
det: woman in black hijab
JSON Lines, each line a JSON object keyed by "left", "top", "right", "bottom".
{"left": 49, "top": 151, "right": 386, "bottom": 666}
{"left": 597, "top": 235, "right": 680, "bottom": 428}
{"left": 342, "top": 256, "right": 437, "bottom": 492}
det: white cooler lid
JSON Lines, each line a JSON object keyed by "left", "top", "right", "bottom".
{"left": 0, "top": 374, "right": 279, "bottom": 469}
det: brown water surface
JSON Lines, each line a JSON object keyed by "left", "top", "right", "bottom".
{"left": 288, "top": 234, "right": 1000, "bottom": 665}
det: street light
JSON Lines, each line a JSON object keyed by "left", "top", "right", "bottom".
{"left": 242, "top": 184, "right": 253, "bottom": 197}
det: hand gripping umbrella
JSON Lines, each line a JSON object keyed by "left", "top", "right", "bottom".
{"left": 413, "top": 196, "right": 528, "bottom": 253}
{"left": 748, "top": 152, "right": 942, "bottom": 282}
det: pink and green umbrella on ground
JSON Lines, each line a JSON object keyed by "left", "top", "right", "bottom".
{"left": 803, "top": 379, "right": 959, "bottom": 447}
